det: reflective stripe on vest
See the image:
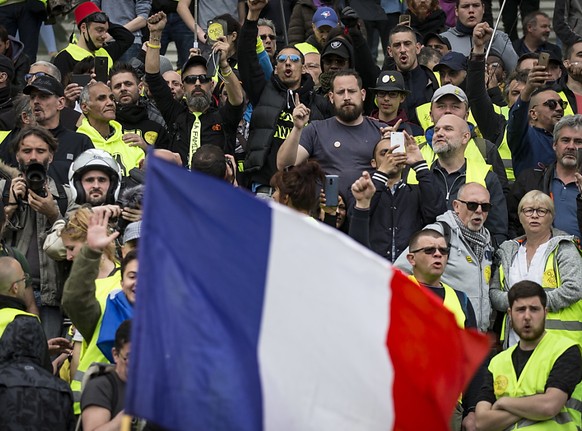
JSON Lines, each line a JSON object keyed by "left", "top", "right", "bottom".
{"left": 498, "top": 246, "right": 582, "bottom": 345}
{"left": 62, "top": 44, "right": 113, "bottom": 71}
{"left": 406, "top": 143, "right": 492, "bottom": 186}
{"left": 489, "top": 332, "right": 581, "bottom": 430}
{"left": 70, "top": 272, "right": 121, "bottom": 414}
{"left": 0, "top": 308, "right": 38, "bottom": 338}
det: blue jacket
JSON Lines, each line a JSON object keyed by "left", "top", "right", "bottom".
{"left": 507, "top": 96, "right": 556, "bottom": 177}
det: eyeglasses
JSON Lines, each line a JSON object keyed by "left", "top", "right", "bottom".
{"left": 521, "top": 207, "right": 550, "bottom": 217}
{"left": 24, "top": 72, "right": 48, "bottom": 81}
{"left": 410, "top": 246, "right": 451, "bottom": 256}
{"left": 260, "top": 34, "right": 276, "bottom": 41}
{"left": 376, "top": 91, "right": 401, "bottom": 99}
{"left": 182, "top": 74, "right": 212, "bottom": 85}
{"left": 534, "top": 99, "right": 568, "bottom": 111}
{"left": 276, "top": 54, "right": 301, "bottom": 63}
{"left": 457, "top": 200, "right": 492, "bottom": 212}
{"left": 12, "top": 273, "right": 31, "bottom": 286}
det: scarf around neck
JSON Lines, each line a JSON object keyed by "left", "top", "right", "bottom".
{"left": 452, "top": 211, "right": 490, "bottom": 263}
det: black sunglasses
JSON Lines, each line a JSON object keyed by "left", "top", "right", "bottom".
{"left": 457, "top": 199, "right": 492, "bottom": 212}
{"left": 24, "top": 71, "right": 48, "bottom": 81}
{"left": 410, "top": 246, "right": 451, "bottom": 256}
{"left": 260, "top": 34, "right": 276, "bottom": 40}
{"left": 539, "top": 99, "right": 568, "bottom": 111}
{"left": 183, "top": 74, "right": 212, "bottom": 85}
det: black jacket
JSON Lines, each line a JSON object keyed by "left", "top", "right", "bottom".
{"left": 0, "top": 295, "right": 75, "bottom": 431}
{"left": 407, "top": 8, "right": 447, "bottom": 39}
{"left": 145, "top": 71, "right": 243, "bottom": 165}
{"left": 238, "top": 18, "right": 325, "bottom": 185}
{"left": 350, "top": 162, "right": 447, "bottom": 261}
{"left": 116, "top": 101, "right": 171, "bottom": 150}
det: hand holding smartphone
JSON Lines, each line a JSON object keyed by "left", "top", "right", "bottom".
{"left": 538, "top": 52, "right": 550, "bottom": 69}
{"left": 391, "top": 132, "right": 405, "bottom": 153}
{"left": 324, "top": 175, "right": 339, "bottom": 207}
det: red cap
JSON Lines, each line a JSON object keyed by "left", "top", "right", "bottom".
{"left": 74, "top": 2, "right": 103, "bottom": 25}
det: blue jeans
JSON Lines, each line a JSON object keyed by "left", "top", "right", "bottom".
{"left": 160, "top": 12, "right": 194, "bottom": 70}
{"left": 0, "top": 2, "right": 44, "bottom": 62}
{"left": 118, "top": 43, "right": 143, "bottom": 63}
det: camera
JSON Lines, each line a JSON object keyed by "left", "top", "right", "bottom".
{"left": 24, "top": 163, "right": 48, "bottom": 198}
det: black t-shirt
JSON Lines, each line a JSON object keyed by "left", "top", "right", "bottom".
{"left": 478, "top": 344, "right": 582, "bottom": 405}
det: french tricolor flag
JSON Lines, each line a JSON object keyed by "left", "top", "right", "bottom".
{"left": 126, "top": 156, "right": 488, "bottom": 431}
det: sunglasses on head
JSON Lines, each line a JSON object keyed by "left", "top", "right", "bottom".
{"left": 183, "top": 74, "right": 212, "bottom": 85}
{"left": 410, "top": 246, "right": 451, "bottom": 256}
{"left": 542, "top": 99, "right": 568, "bottom": 110}
{"left": 457, "top": 199, "right": 492, "bottom": 212}
{"left": 276, "top": 54, "right": 301, "bottom": 64}
{"left": 260, "top": 34, "right": 276, "bottom": 40}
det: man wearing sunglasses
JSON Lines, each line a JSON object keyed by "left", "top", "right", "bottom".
{"left": 258, "top": 18, "right": 277, "bottom": 61}
{"left": 406, "top": 228, "right": 480, "bottom": 430}
{"left": 396, "top": 181, "right": 496, "bottom": 334}
{"left": 239, "top": 0, "right": 325, "bottom": 196}
{"left": 53, "top": 2, "right": 134, "bottom": 86}
{"left": 507, "top": 62, "right": 567, "bottom": 177}
{"left": 145, "top": 12, "right": 244, "bottom": 169}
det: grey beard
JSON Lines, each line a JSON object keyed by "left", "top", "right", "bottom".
{"left": 186, "top": 92, "right": 211, "bottom": 112}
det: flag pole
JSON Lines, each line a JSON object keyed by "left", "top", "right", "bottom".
{"left": 279, "top": 0, "right": 289, "bottom": 46}
{"left": 485, "top": 0, "right": 508, "bottom": 58}
{"left": 193, "top": 0, "right": 199, "bottom": 49}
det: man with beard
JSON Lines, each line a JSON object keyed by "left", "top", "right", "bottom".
{"left": 476, "top": 281, "right": 582, "bottom": 430}
{"left": 109, "top": 63, "right": 170, "bottom": 150}
{"left": 144, "top": 12, "right": 244, "bottom": 169}
{"left": 77, "top": 82, "right": 146, "bottom": 177}
{"left": 0, "top": 75, "right": 94, "bottom": 187}
{"left": 507, "top": 115, "right": 582, "bottom": 238}
{"left": 395, "top": 181, "right": 496, "bottom": 333}
{"left": 1, "top": 126, "right": 77, "bottom": 339}
{"left": 507, "top": 66, "right": 566, "bottom": 176}
{"left": 277, "top": 70, "right": 385, "bottom": 201}
{"left": 52, "top": 2, "right": 134, "bottom": 85}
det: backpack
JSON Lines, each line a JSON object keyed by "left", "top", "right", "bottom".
{"left": 74, "top": 363, "right": 118, "bottom": 431}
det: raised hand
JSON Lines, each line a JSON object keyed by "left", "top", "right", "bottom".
{"left": 86, "top": 209, "right": 120, "bottom": 252}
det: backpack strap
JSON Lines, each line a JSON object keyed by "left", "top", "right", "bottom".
{"left": 436, "top": 221, "right": 452, "bottom": 247}
{"left": 53, "top": 180, "right": 68, "bottom": 217}
{"left": 472, "top": 137, "right": 488, "bottom": 160}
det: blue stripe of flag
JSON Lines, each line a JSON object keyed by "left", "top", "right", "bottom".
{"left": 126, "top": 157, "right": 272, "bottom": 431}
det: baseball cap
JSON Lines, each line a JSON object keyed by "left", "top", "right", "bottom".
{"left": 23, "top": 75, "right": 65, "bottom": 97}
{"left": 312, "top": 7, "right": 339, "bottom": 28}
{"left": 181, "top": 55, "right": 207, "bottom": 76}
{"left": 433, "top": 51, "right": 468, "bottom": 72}
{"left": 321, "top": 39, "right": 350, "bottom": 60}
{"left": 371, "top": 71, "right": 410, "bottom": 94}
{"left": 431, "top": 84, "right": 468, "bottom": 104}
{"left": 0, "top": 54, "right": 14, "bottom": 81}
{"left": 423, "top": 33, "right": 452, "bottom": 50}
{"left": 123, "top": 221, "right": 141, "bottom": 244}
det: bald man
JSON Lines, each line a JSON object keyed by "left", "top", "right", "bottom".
{"left": 162, "top": 70, "right": 184, "bottom": 101}
{"left": 429, "top": 114, "right": 509, "bottom": 244}
{"left": 507, "top": 64, "right": 566, "bottom": 176}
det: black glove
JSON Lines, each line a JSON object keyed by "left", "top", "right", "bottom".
{"left": 340, "top": 6, "right": 359, "bottom": 29}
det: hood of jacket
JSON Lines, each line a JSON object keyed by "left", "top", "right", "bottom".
{"left": 77, "top": 118, "right": 124, "bottom": 146}
{"left": 272, "top": 72, "right": 315, "bottom": 110}
{"left": 6, "top": 36, "right": 24, "bottom": 62}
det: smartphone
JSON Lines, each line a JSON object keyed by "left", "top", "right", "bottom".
{"left": 399, "top": 14, "right": 411, "bottom": 24}
{"left": 391, "top": 132, "right": 405, "bottom": 153}
{"left": 577, "top": 148, "right": 582, "bottom": 173}
{"left": 538, "top": 52, "right": 550, "bottom": 69}
{"left": 71, "top": 74, "right": 91, "bottom": 87}
{"left": 94, "top": 56, "right": 108, "bottom": 83}
{"left": 324, "top": 175, "right": 339, "bottom": 207}
{"left": 207, "top": 19, "right": 227, "bottom": 44}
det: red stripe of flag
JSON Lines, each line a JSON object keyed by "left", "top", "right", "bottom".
{"left": 387, "top": 269, "right": 490, "bottom": 430}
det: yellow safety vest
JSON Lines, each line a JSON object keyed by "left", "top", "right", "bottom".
{"left": 415, "top": 103, "right": 483, "bottom": 138}
{"left": 406, "top": 142, "right": 492, "bottom": 187}
{"left": 489, "top": 332, "right": 582, "bottom": 430}
{"left": 497, "top": 246, "right": 582, "bottom": 346}
{"left": 61, "top": 43, "right": 113, "bottom": 71}
{"left": 70, "top": 272, "right": 121, "bottom": 414}
{"left": 0, "top": 308, "right": 38, "bottom": 338}
{"left": 559, "top": 91, "right": 576, "bottom": 117}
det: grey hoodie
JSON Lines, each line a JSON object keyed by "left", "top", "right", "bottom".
{"left": 490, "top": 228, "right": 582, "bottom": 313}
{"left": 394, "top": 210, "right": 495, "bottom": 332}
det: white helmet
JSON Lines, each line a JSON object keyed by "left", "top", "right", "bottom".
{"left": 68, "top": 149, "right": 122, "bottom": 205}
